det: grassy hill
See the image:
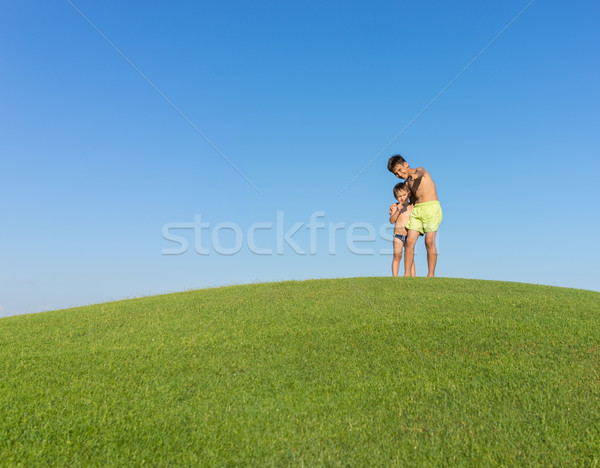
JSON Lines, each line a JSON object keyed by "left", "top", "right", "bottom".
{"left": 1, "top": 277, "right": 599, "bottom": 465}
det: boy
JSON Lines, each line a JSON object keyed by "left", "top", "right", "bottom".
{"left": 389, "top": 182, "right": 415, "bottom": 277}
{"left": 387, "top": 154, "right": 442, "bottom": 277}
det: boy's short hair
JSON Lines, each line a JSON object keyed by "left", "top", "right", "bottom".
{"left": 387, "top": 154, "right": 407, "bottom": 173}
{"left": 393, "top": 182, "right": 409, "bottom": 196}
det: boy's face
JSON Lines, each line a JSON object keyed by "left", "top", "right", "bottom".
{"left": 395, "top": 190, "right": 410, "bottom": 204}
{"left": 392, "top": 162, "right": 410, "bottom": 179}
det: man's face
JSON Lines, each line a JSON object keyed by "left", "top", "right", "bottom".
{"left": 392, "top": 162, "right": 409, "bottom": 179}
{"left": 395, "top": 190, "right": 410, "bottom": 204}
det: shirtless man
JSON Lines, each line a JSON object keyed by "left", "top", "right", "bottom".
{"left": 387, "top": 154, "right": 442, "bottom": 277}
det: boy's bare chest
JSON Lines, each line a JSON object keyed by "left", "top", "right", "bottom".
{"left": 396, "top": 205, "right": 411, "bottom": 221}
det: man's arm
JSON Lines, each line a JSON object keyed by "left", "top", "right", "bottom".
{"left": 409, "top": 167, "right": 426, "bottom": 180}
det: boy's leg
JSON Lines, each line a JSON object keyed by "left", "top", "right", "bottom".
{"left": 392, "top": 237, "right": 403, "bottom": 277}
{"left": 403, "top": 230, "right": 420, "bottom": 277}
{"left": 424, "top": 231, "right": 438, "bottom": 277}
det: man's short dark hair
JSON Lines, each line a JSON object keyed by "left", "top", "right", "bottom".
{"left": 387, "top": 154, "right": 407, "bottom": 173}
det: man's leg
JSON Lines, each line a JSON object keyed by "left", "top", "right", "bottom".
{"left": 392, "top": 238, "right": 403, "bottom": 277}
{"left": 403, "top": 230, "right": 420, "bottom": 277}
{"left": 424, "top": 231, "right": 438, "bottom": 277}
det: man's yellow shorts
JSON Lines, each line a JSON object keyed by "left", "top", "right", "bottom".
{"left": 406, "top": 200, "right": 442, "bottom": 234}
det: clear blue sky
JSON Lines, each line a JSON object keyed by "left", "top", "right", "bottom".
{"left": 1, "top": 1, "right": 599, "bottom": 317}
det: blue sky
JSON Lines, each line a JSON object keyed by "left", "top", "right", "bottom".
{"left": 1, "top": 1, "right": 599, "bottom": 317}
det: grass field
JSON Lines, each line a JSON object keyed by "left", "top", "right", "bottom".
{"left": 1, "top": 277, "right": 599, "bottom": 466}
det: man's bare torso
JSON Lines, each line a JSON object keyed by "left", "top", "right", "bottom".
{"left": 406, "top": 168, "right": 438, "bottom": 204}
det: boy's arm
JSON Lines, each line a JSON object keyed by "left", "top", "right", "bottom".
{"left": 389, "top": 203, "right": 400, "bottom": 224}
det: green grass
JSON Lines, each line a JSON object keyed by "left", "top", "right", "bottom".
{"left": 1, "top": 278, "right": 599, "bottom": 466}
